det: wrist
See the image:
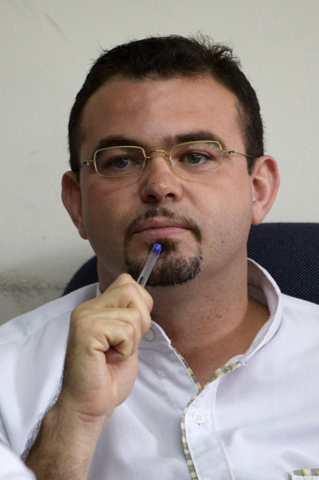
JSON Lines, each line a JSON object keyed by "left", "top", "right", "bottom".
{"left": 25, "top": 401, "right": 106, "bottom": 480}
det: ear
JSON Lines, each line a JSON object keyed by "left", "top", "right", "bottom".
{"left": 251, "top": 155, "right": 280, "bottom": 225}
{"left": 61, "top": 171, "right": 88, "bottom": 239}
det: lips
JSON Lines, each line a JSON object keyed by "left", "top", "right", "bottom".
{"left": 133, "top": 218, "right": 190, "bottom": 239}
{"left": 133, "top": 218, "right": 189, "bottom": 233}
{"left": 124, "top": 207, "right": 202, "bottom": 244}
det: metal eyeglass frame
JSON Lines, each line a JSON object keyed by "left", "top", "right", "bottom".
{"left": 81, "top": 140, "right": 256, "bottom": 178}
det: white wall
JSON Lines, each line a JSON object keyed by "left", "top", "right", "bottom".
{"left": 1, "top": 0, "right": 319, "bottom": 324}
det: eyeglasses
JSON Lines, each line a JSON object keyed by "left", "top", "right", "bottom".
{"left": 81, "top": 140, "right": 255, "bottom": 178}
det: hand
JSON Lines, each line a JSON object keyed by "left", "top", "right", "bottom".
{"left": 55, "top": 273, "right": 153, "bottom": 425}
{"left": 26, "top": 274, "right": 152, "bottom": 479}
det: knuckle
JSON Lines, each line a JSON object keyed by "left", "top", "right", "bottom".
{"left": 129, "top": 308, "right": 143, "bottom": 326}
{"left": 71, "top": 303, "right": 84, "bottom": 318}
{"left": 122, "top": 321, "right": 135, "bottom": 339}
{"left": 123, "top": 282, "right": 139, "bottom": 295}
{"left": 117, "top": 273, "right": 135, "bottom": 285}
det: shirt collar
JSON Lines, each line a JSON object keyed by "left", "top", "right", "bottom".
{"left": 96, "top": 260, "right": 283, "bottom": 360}
{"left": 239, "top": 259, "right": 283, "bottom": 364}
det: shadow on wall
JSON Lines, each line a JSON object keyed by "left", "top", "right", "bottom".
{"left": 0, "top": 249, "right": 94, "bottom": 326}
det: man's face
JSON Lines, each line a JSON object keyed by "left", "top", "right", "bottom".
{"left": 69, "top": 75, "right": 258, "bottom": 289}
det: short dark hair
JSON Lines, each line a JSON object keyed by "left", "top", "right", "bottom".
{"left": 68, "top": 35, "right": 263, "bottom": 174}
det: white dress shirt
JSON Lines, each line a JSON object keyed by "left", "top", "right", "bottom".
{"left": 0, "top": 443, "right": 35, "bottom": 480}
{"left": 1, "top": 261, "right": 319, "bottom": 480}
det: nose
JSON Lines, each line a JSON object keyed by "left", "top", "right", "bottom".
{"left": 139, "top": 151, "right": 183, "bottom": 204}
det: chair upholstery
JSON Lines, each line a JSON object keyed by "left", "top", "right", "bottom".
{"left": 63, "top": 223, "right": 319, "bottom": 304}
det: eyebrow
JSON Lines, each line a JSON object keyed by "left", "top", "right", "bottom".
{"left": 95, "top": 130, "right": 227, "bottom": 152}
{"left": 96, "top": 136, "right": 143, "bottom": 150}
{"left": 170, "top": 131, "right": 226, "bottom": 149}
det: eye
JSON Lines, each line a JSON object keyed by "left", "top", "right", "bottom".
{"left": 95, "top": 147, "right": 145, "bottom": 177}
{"left": 111, "top": 156, "right": 134, "bottom": 169}
{"left": 98, "top": 154, "right": 136, "bottom": 172}
{"left": 184, "top": 152, "right": 210, "bottom": 165}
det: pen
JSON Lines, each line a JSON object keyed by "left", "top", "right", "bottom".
{"left": 137, "top": 243, "right": 162, "bottom": 287}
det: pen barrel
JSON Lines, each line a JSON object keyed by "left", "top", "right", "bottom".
{"left": 137, "top": 244, "right": 162, "bottom": 287}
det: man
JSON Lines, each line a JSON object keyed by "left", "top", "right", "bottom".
{"left": 1, "top": 35, "right": 319, "bottom": 480}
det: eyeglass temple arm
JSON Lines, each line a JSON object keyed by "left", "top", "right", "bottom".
{"left": 223, "top": 149, "right": 256, "bottom": 158}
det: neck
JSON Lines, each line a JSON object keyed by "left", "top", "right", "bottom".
{"left": 147, "top": 259, "right": 269, "bottom": 386}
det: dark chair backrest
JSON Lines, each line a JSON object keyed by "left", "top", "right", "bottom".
{"left": 63, "top": 223, "right": 319, "bottom": 304}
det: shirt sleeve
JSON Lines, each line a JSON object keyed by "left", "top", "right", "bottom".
{"left": 0, "top": 442, "right": 36, "bottom": 480}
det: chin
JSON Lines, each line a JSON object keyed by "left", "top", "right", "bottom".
{"left": 125, "top": 240, "right": 203, "bottom": 287}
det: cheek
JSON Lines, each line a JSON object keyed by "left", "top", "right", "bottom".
{"left": 186, "top": 168, "right": 252, "bottom": 213}
{"left": 80, "top": 180, "right": 140, "bottom": 242}
{"left": 190, "top": 173, "right": 253, "bottom": 245}
{"left": 80, "top": 193, "right": 126, "bottom": 270}
{"left": 82, "top": 194, "right": 120, "bottom": 239}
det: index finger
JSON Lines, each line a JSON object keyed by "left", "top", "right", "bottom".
{"left": 90, "top": 274, "right": 153, "bottom": 312}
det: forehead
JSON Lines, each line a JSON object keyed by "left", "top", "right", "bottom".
{"left": 79, "top": 75, "right": 244, "bottom": 154}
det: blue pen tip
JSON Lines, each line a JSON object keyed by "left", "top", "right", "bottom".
{"left": 153, "top": 243, "right": 162, "bottom": 253}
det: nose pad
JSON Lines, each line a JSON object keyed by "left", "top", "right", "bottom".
{"left": 143, "top": 154, "right": 175, "bottom": 180}
{"left": 140, "top": 151, "right": 182, "bottom": 202}
{"left": 146, "top": 149, "right": 174, "bottom": 169}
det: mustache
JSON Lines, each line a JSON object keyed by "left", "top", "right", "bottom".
{"left": 124, "top": 207, "right": 202, "bottom": 243}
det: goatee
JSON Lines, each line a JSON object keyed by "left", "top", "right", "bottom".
{"left": 125, "top": 238, "right": 203, "bottom": 287}
{"left": 124, "top": 207, "right": 203, "bottom": 287}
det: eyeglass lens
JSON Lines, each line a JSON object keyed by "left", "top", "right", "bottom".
{"left": 94, "top": 142, "right": 223, "bottom": 178}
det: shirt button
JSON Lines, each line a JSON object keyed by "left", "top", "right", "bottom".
{"left": 193, "top": 412, "right": 206, "bottom": 425}
{"left": 143, "top": 328, "right": 155, "bottom": 341}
